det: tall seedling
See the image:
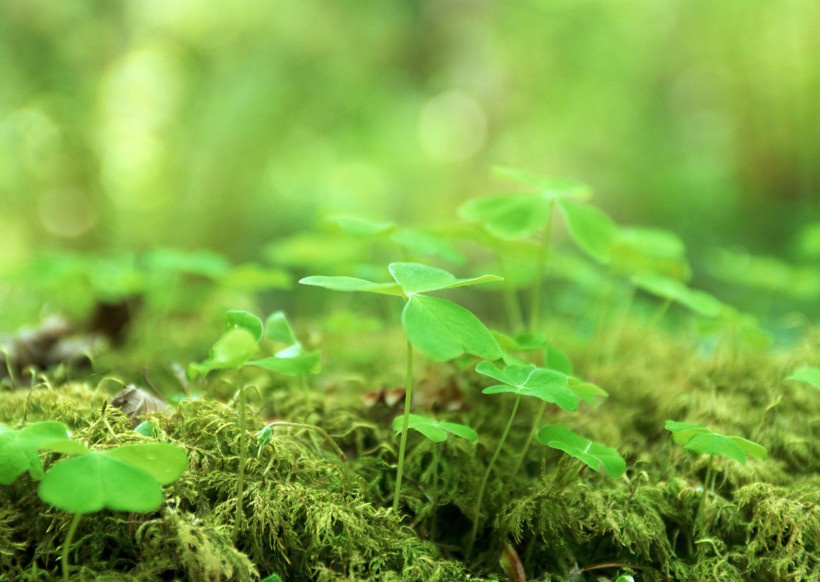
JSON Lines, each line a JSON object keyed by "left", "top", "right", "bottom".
{"left": 301, "top": 262, "right": 502, "bottom": 510}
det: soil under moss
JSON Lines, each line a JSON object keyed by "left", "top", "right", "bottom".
{"left": 1, "top": 325, "right": 818, "bottom": 581}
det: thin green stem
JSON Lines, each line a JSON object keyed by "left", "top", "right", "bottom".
{"left": 62, "top": 513, "right": 81, "bottom": 582}
{"left": 529, "top": 200, "right": 556, "bottom": 334}
{"left": 393, "top": 340, "right": 414, "bottom": 511}
{"left": 466, "top": 394, "right": 522, "bottom": 559}
{"left": 233, "top": 385, "right": 248, "bottom": 545}
{"left": 511, "top": 400, "right": 547, "bottom": 476}
{"left": 646, "top": 297, "right": 673, "bottom": 331}
{"left": 694, "top": 455, "right": 714, "bottom": 541}
{"left": 498, "top": 249, "right": 525, "bottom": 333}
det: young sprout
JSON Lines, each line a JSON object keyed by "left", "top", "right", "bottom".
{"left": 0, "top": 421, "right": 87, "bottom": 485}
{"left": 301, "top": 262, "right": 501, "bottom": 510}
{"left": 458, "top": 169, "right": 597, "bottom": 333}
{"left": 392, "top": 413, "right": 477, "bottom": 540}
{"left": 665, "top": 421, "right": 767, "bottom": 538}
{"left": 38, "top": 443, "right": 187, "bottom": 581}
{"left": 188, "top": 309, "right": 319, "bottom": 542}
{"left": 467, "top": 360, "right": 581, "bottom": 558}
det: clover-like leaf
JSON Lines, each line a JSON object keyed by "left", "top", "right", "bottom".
{"left": 537, "top": 425, "right": 626, "bottom": 478}
{"left": 221, "top": 263, "right": 292, "bottom": 292}
{"left": 786, "top": 367, "right": 820, "bottom": 389}
{"left": 392, "top": 414, "right": 478, "bottom": 443}
{"left": 225, "top": 310, "right": 264, "bottom": 343}
{"left": 38, "top": 443, "right": 187, "bottom": 514}
{"left": 248, "top": 349, "right": 321, "bottom": 375}
{"left": 631, "top": 273, "right": 723, "bottom": 318}
{"left": 388, "top": 262, "right": 501, "bottom": 295}
{"left": 402, "top": 295, "right": 502, "bottom": 361}
{"left": 557, "top": 199, "right": 617, "bottom": 264}
{"left": 569, "top": 378, "right": 608, "bottom": 405}
{"left": 0, "top": 422, "right": 88, "bottom": 485}
{"left": 459, "top": 194, "right": 553, "bottom": 240}
{"left": 329, "top": 215, "right": 395, "bottom": 237}
{"left": 665, "top": 421, "right": 767, "bottom": 464}
{"left": 299, "top": 275, "right": 403, "bottom": 296}
{"left": 476, "top": 361, "right": 579, "bottom": 411}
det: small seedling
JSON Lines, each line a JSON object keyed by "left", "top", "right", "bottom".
{"left": 38, "top": 442, "right": 187, "bottom": 581}
{"left": 188, "top": 309, "right": 319, "bottom": 541}
{"left": 665, "top": 420, "right": 767, "bottom": 537}
{"left": 301, "top": 262, "right": 502, "bottom": 510}
{"left": 536, "top": 424, "right": 626, "bottom": 478}
{"left": 0, "top": 421, "right": 87, "bottom": 485}
{"left": 467, "top": 361, "right": 581, "bottom": 557}
{"left": 785, "top": 367, "right": 820, "bottom": 389}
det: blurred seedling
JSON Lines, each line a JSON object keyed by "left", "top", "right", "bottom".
{"left": 188, "top": 309, "right": 319, "bottom": 541}
{"left": 0, "top": 421, "right": 87, "bottom": 485}
{"left": 38, "top": 442, "right": 187, "bottom": 581}
{"left": 392, "top": 413, "right": 477, "bottom": 537}
{"left": 301, "top": 262, "right": 502, "bottom": 510}
{"left": 665, "top": 420, "right": 767, "bottom": 540}
{"left": 458, "top": 167, "right": 596, "bottom": 333}
{"left": 466, "top": 360, "right": 581, "bottom": 558}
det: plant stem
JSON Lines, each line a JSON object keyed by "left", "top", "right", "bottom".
{"left": 511, "top": 400, "right": 546, "bottom": 477}
{"left": 529, "top": 200, "right": 555, "bottom": 334}
{"left": 233, "top": 385, "right": 247, "bottom": 545}
{"left": 393, "top": 340, "right": 414, "bottom": 511}
{"left": 466, "top": 394, "right": 522, "bottom": 559}
{"left": 62, "top": 513, "right": 81, "bottom": 582}
{"left": 498, "top": 249, "right": 525, "bottom": 333}
{"left": 694, "top": 455, "right": 714, "bottom": 541}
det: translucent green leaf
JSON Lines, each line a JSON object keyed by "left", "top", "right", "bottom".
{"left": 265, "top": 311, "right": 297, "bottom": 344}
{"left": 547, "top": 345, "right": 574, "bottom": 375}
{"left": 458, "top": 194, "right": 552, "bottom": 239}
{"left": 388, "top": 262, "right": 501, "bottom": 294}
{"left": 248, "top": 350, "right": 321, "bottom": 375}
{"left": 684, "top": 433, "right": 748, "bottom": 464}
{"left": 189, "top": 328, "right": 259, "bottom": 377}
{"left": 557, "top": 199, "right": 617, "bottom": 264}
{"left": 225, "top": 310, "right": 264, "bottom": 342}
{"left": 0, "top": 422, "right": 88, "bottom": 485}
{"left": 569, "top": 379, "right": 608, "bottom": 405}
{"left": 631, "top": 273, "right": 723, "bottom": 318}
{"left": 786, "top": 367, "right": 820, "bottom": 389}
{"left": 537, "top": 425, "right": 626, "bottom": 478}
{"left": 664, "top": 420, "right": 711, "bottom": 445}
{"left": 392, "top": 414, "right": 477, "bottom": 443}
{"left": 142, "top": 248, "right": 231, "bottom": 278}
{"left": 729, "top": 436, "right": 768, "bottom": 461}
{"left": 389, "top": 228, "right": 465, "bottom": 264}
{"left": 104, "top": 443, "right": 188, "bottom": 485}
{"left": 476, "top": 361, "right": 579, "bottom": 411}
{"left": 222, "top": 263, "right": 292, "bottom": 291}
{"left": 39, "top": 453, "right": 164, "bottom": 514}
{"left": 610, "top": 227, "right": 690, "bottom": 279}
{"left": 402, "top": 295, "right": 501, "bottom": 361}
{"left": 298, "top": 275, "right": 403, "bottom": 296}
{"left": 492, "top": 167, "right": 593, "bottom": 201}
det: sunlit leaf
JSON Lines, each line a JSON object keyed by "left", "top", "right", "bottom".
{"left": 0, "top": 422, "right": 88, "bottom": 485}
{"left": 225, "top": 310, "right": 264, "bottom": 342}
{"left": 392, "top": 413, "right": 477, "bottom": 443}
{"left": 476, "top": 361, "right": 579, "bottom": 411}
{"left": 631, "top": 273, "right": 723, "bottom": 318}
{"left": 557, "top": 199, "right": 617, "bottom": 264}
{"left": 265, "top": 311, "right": 297, "bottom": 344}
{"left": 459, "top": 194, "right": 552, "bottom": 239}
{"left": 537, "top": 425, "right": 625, "bottom": 478}
{"left": 665, "top": 420, "right": 767, "bottom": 464}
{"left": 388, "top": 262, "right": 501, "bottom": 294}
{"left": 299, "top": 275, "right": 403, "bottom": 296}
{"left": 328, "top": 215, "right": 395, "bottom": 237}
{"left": 402, "top": 295, "right": 501, "bottom": 361}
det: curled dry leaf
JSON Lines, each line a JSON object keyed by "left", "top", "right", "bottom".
{"left": 110, "top": 385, "right": 170, "bottom": 427}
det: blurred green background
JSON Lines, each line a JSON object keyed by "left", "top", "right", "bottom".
{"left": 1, "top": 1, "right": 818, "bottom": 275}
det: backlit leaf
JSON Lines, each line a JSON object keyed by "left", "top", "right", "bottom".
{"left": 388, "top": 262, "right": 501, "bottom": 294}
{"left": 558, "top": 199, "right": 617, "bottom": 264}
{"left": 459, "top": 194, "right": 552, "bottom": 240}
{"left": 537, "top": 425, "right": 625, "bottom": 478}
{"left": 299, "top": 275, "right": 403, "bottom": 296}
{"left": 476, "top": 361, "right": 579, "bottom": 411}
{"left": 786, "top": 367, "right": 820, "bottom": 389}
{"left": 392, "top": 414, "right": 477, "bottom": 443}
{"left": 225, "top": 310, "right": 264, "bottom": 342}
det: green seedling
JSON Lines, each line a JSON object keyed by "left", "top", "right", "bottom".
{"left": 631, "top": 272, "right": 724, "bottom": 331}
{"left": 301, "top": 262, "right": 501, "bottom": 510}
{"left": 458, "top": 169, "right": 600, "bottom": 332}
{"left": 392, "top": 413, "right": 477, "bottom": 540}
{"left": 786, "top": 367, "right": 820, "bottom": 389}
{"left": 665, "top": 421, "right": 767, "bottom": 538}
{"left": 38, "top": 442, "right": 187, "bottom": 581}
{"left": 0, "top": 421, "right": 88, "bottom": 485}
{"left": 536, "top": 425, "right": 626, "bottom": 478}
{"left": 467, "top": 360, "right": 581, "bottom": 557}
{"left": 189, "top": 309, "right": 319, "bottom": 541}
